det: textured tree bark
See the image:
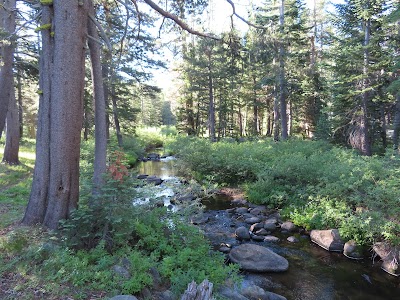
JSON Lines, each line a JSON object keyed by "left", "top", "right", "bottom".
{"left": 393, "top": 94, "right": 400, "bottom": 152}
{"left": 0, "top": 0, "right": 16, "bottom": 135}
{"left": 88, "top": 0, "right": 107, "bottom": 193}
{"left": 360, "top": 19, "right": 372, "bottom": 156}
{"left": 23, "top": 0, "right": 89, "bottom": 229}
{"left": 279, "top": 0, "right": 288, "bottom": 140}
{"left": 17, "top": 67, "right": 23, "bottom": 137}
{"left": 207, "top": 50, "right": 216, "bottom": 142}
{"left": 2, "top": 87, "right": 20, "bottom": 165}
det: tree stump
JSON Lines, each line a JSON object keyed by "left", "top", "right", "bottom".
{"left": 180, "top": 280, "right": 213, "bottom": 300}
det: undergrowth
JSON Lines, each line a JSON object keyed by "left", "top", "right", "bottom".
{"left": 169, "top": 137, "right": 400, "bottom": 246}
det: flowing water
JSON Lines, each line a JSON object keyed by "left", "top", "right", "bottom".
{"left": 137, "top": 154, "right": 400, "bottom": 300}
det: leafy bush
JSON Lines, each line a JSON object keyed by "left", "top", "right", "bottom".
{"left": 170, "top": 137, "right": 400, "bottom": 245}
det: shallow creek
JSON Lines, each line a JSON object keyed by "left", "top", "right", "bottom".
{"left": 137, "top": 153, "right": 400, "bottom": 300}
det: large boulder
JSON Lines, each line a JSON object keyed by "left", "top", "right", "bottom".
{"left": 235, "top": 226, "right": 251, "bottom": 241}
{"left": 373, "top": 242, "right": 400, "bottom": 276}
{"left": 280, "top": 221, "right": 296, "bottom": 232}
{"left": 343, "top": 240, "right": 364, "bottom": 260}
{"left": 229, "top": 244, "right": 289, "bottom": 272}
{"left": 310, "top": 229, "right": 344, "bottom": 252}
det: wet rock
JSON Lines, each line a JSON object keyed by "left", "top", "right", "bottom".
{"left": 146, "top": 175, "right": 163, "bottom": 186}
{"left": 255, "top": 229, "right": 270, "bottom": 236}
{"left": 373, "top": 242, "right": 400, "bottom": 276}
{"left": 287, "top": 236, "right": 299, "bottom": 243}
{"left": 310, "top": 229, "right": 344, "bottom": 252}
{"left": 236, "top": 207, "right": 249, "bottom": 214}
{"left": 249, "top": 206, "right": 267, "bottom": 216}
{"left": 264, "top": 236, "right": 280, "bottom": 243}
{"left": 235, "top": 226, "right": 251, "bottom": 241}
{"left": 251, "top": 234, "right": 265, "bottom": 242}
{"left": 264, "top": 222, "right": 277, "bottom": 232}
{"left": 218, "top": 287, "right": 249, "bottom": 300}
{"left": 112, "top": 265, "right": 130, "bottom": 279}
{"left": 280, "top": 221, "right": 296, "bottom": 232}
{"left": 191, "top": 214, "right": 209, "bottom": 225}
{"left": 343, "top": 240, "right": 364, "bottom": 260}
{"left": 109, "top": 296, "right": 138, "bottom": 300}
{"left": 226, "top": 208, "right": 236, "bottom": 214}
{"left": 232, "top": 199, "right": 248, "bottom": 206}
{"left": 250, "top": 223, "right": 265, "bottom": 232}
{"left": 245, "top": 217, "right": 262, "bottom": 224}
{"left": 243, "top": 213, "right": 256, "bottom": 219}
{"left": 147, "top": 153, "right": 160, "bottom": 161}
{"left": 243, "top": 275, "right": 282, "bottom": 291}
{"left": 241, "top": 284, "right": 287, "bottom": 300}
{"left": 137, "top": 174, "right": 148, "bottom": 179}
{"left": 219, "top": 245, "right": 231, "bottom": 253}
{"left": 176, "top": 194, "right": 196, "bottom": 202}
{"left": 229, "top": 244, "right": 289, "bottom": 272}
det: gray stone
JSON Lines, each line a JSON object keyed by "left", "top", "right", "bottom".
{"left": 249, "top": 206, "right": 267, "bottom": 215}
{"left": 235, "top": 226, "right": 251, "bottom": 241}
{"left": 236, "top": 207, "right": 249, "bottom": 214}
{"left": 251, "top": 234, "right": 265, "bottom": 242}
{"left": 156, "top": 290, "right": 174, "bottom": 300}
{"left": 343, "top": 240, "right": 364, "bottom": 260}
{"left": 265, "top": 217, "right": 278, "bottom": 224}
{"left": 146, "top": 175, "right": 163, "bottom": 186}
{"left": 109, "top": 296, "right": 138, "bottom": 300}
{"left": 219, "top": 245, "right": 231, "bottom": 253}
{"left": 373, "top": 242, "right": 400, "bottom": 276}
{"left": 241, "top": 285, "right": 287, "bottom": 300}
{"left": 232, "top": 199, "right": 248, "bottom": 206}
{"left": 245, "top": 217, "right": 262, "bottom": 224}
{"left": 250, "top": 223, "right": 265, "bottom": 232}
{"left": 191, "top": 214, "right": 209, "bottom": 225}
{"left": 112, "top": 265, "right": 130, "bottom": 279}
{"left": 177, "top": 193, "right": 196, "bottom": 202}
{"left": 218, "top": 287, "right": 249, "bottom": 300}
{"left": 280, "top": 221, "right": 296, "bottom": 232}
{"left": 229, "top": 244, "right": 289, "bottom": 272}
{"left": 287, "top": 236, "right": 299, "bottom": 243}
{"left": 310, "top": 229, "right": 344, "bottom": 252}
{"left": 264, "top": 236, "right": 280, "bottom": 243}
{"left": 255, "top": 229, "right": 270, "bottom": 236}
{"left": 137, "top": 174, "right": 148, "bottom": 179}
{"left": 226, "top": 208, "right": 236, "bottom": 214}
{"left": 264, "top": 222, "right": 277, "bottom": 231}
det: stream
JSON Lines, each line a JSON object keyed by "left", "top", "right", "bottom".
{"left": 137, "top": 152, "right": 400, "bottom": 300}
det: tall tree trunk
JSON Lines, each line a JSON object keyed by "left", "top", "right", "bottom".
{"left": 273, "top": 57, "right": 280, "bottom": 141}
{"left": 208, "top": 57, "right": 216, "bottom": 142}
{"left": 23, "top": 0, "right": 89, "bottom": 229}
{"left": 3, "top": 85, "right": 20, "bottom": 164}
{"left": 279, "top": 0, "right": 288, "bottom": 140}
{"left": 253, "top": 77, "right": 259, "bottom": 135}
{"left": 102, "top": 50, "right": 111, "bottom": 140}
{"left": 17, "top": 67, "right": 23, "bottom": 138}
{"left": 0, "top": 0, "right": 16, "bottom": 136}
{"left": 111, "top": 84, "right": 123, "bottom": 147}
{"left": 360, "top": 19, "right": 372, "bottom": 156}
{"left": 393, "top": 93, "right": 400, "bottom": 152}
{"left": 88, "top": 0, "right": 107, "bottom": 192}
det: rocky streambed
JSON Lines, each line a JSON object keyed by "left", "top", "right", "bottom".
{"left": 135, "top": 154, "right": 400, "bottom": 300}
